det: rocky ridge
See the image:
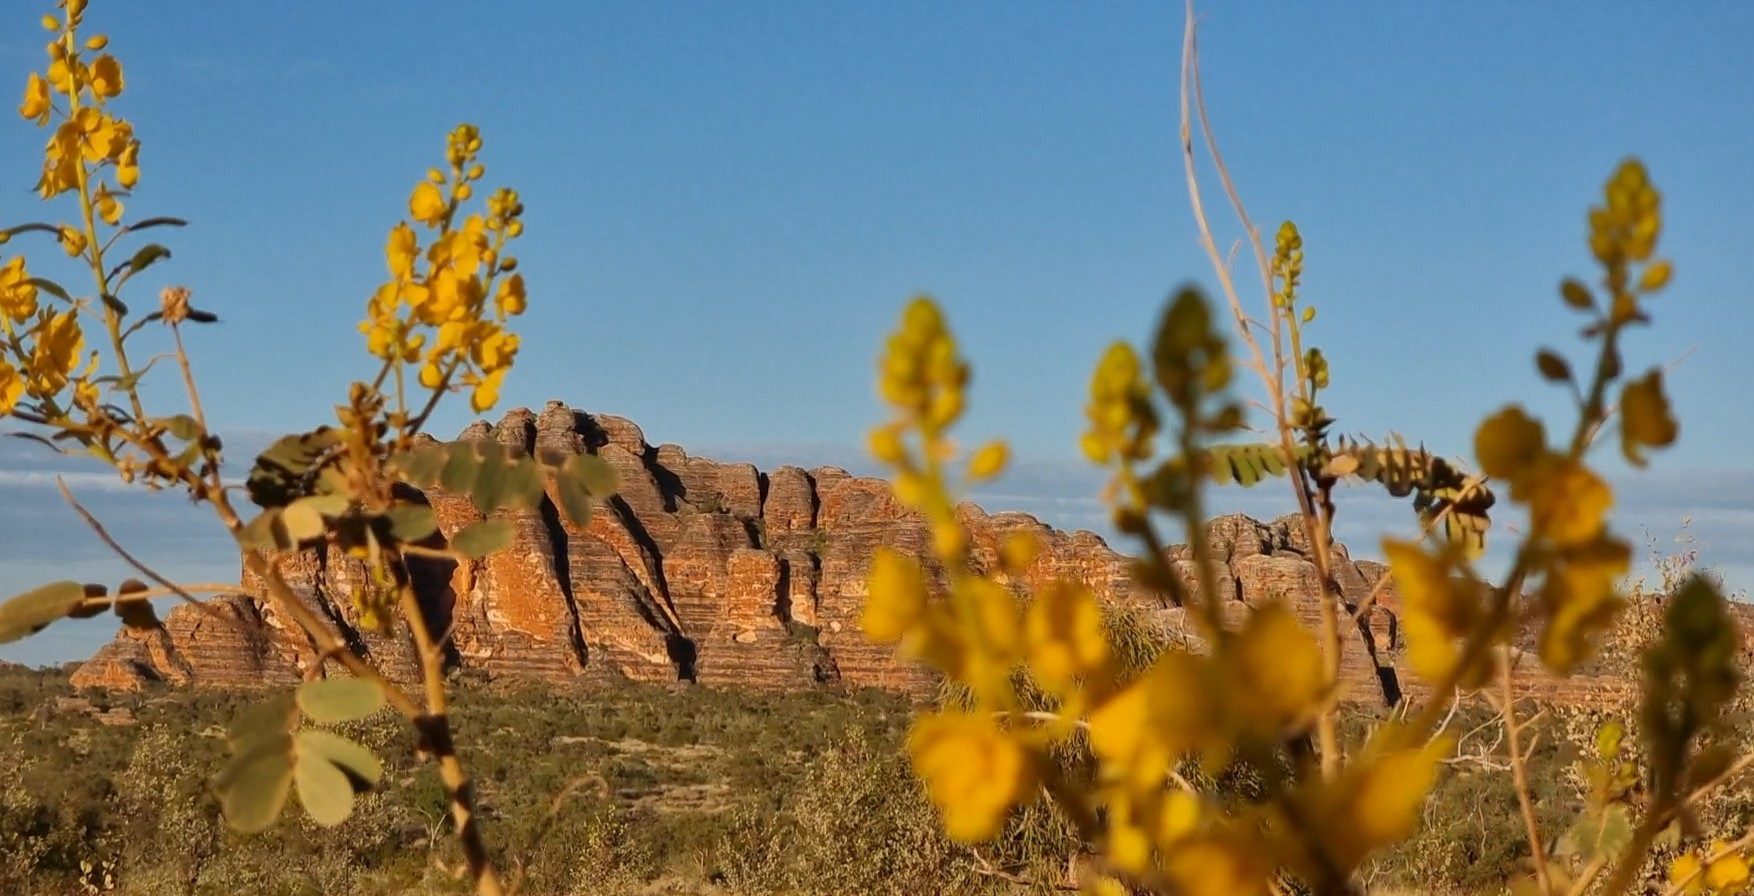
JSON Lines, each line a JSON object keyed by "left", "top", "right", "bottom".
{"left": 69, "top": 401, "right": 1728, "bottom": 704}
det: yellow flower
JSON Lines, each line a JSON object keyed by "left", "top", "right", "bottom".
{"left": 1300, "top": 733, "right": 1450, "bottom": 875}
{"left": 1537, "top": 538, "right": 1629, "bottom": 673}
{"left": 469, "top": 367, "right": 505, "bottom": 413}
{"left": 115, "top": 138, "right": 138, "bottom": 188}
{"left": 1669, "top": 852, "right": 1704, "bottom": 895}
{"left": 385, "top": 223, "right": 417, "bottom": 280}
{"left": 94, "top": 183, "right": 122, "bottom": 225}
{"left": 0, "top": 361, "right": 23, "bottom": 415}
{"left": 861, "top": 548, "right": 926, "bottom": 644}
{"left": 57, "top": 224, "right": 87, "bottom": 257}
{"left": 1164, "top": 835, "right": 1270, "bottom": 896}
{"left": 965, "top": 575, "right": 1021, "bottom": 658}
{"left": 1024, "top": 580, "right": 1108, "bottom": 694}
{"left": 27, "top": 311, "right": 83, "bottom": 397}
{"left": 19, "top": 72, "right": 50, "bottom": 124}
{"left": 1082, "top": 342, "right": 1158, "bottom": 465}
{"left": 1382, "top": 539, "right": 1493, "bottom": 687}
{"left": 999, "top": 531, "right": 1039, "bottom": 574}
{"left": 867, "top": 424, "right": 905, "bottom": 464}
{"left": 908, "top": 711, "right": 1033, "bottom": 842}
{"left": 472, "top": 327, "right": 518, "bottom": 372}
{"left": 1227, "top": 600, "right": 1325, "bottom": 733}
{"left": 409, "top": 181, "right": 446, "bottom": 226}
{"left": 877, "top": 296, "right": 968, "bottom": 433}
{"left": 1620, "top": 370, "right": 1678, "bottom": 467}
{"left": 0, "top": 258, "right": 40, "bottom": 322}
{"left": 70, "top": 107, "right": 123, "bottom": 161}
{"left": 1527, "top": 460, "right": 1611, "bottom": 547}
{"left": 88, "top": 54, "right": 122, "bottom": 99}
{"left": 1705, "top": 846, "right": 1750, "bottom": 891}
{"left": 968, "top": 440, "right": 1008, "bottom": 481}
{"left": 1474, "top": 405, "right": 1545, "bottom": 480}
{"left": 494, "top": 273, "right": 526, "bottom": 318}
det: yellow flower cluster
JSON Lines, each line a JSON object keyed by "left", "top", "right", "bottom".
{"left": 361, "top": 124, "right": 527, "bottom": 414}
{"left": 1670, "top": 843, "right": 1752, "bottom": 895}
{"left": 1081, "top": 342, "right": 1158, "bottom": 466}
{"left": 1, "top": 0, "right": 126, "bottom": 418}
{"left": 23, "top": 1, "right": 138, "bottom": 205}
{"left": 1385, "top": 161, "right": 1677, "bottom": 683}
{"left": 864, "top": 297, "right": 1447, "bottom": 894}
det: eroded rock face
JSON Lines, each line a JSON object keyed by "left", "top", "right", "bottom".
{"left": 74, "top": 401, "right": 1733, "bottom": 705}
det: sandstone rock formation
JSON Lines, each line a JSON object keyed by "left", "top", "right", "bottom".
{"left": 68, "top": 401, "right": 1738, "bottom": 705}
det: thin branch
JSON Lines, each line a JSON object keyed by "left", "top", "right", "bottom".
{"left": 56, "top": 477, "right": 230, "bottom": 622}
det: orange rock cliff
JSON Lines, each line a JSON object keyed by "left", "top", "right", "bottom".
{"left": 70, "top": 400, "right": 1738, "bottom": 703}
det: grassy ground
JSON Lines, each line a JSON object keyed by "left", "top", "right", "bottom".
{"left": 0, "top": 663, "right": 1687, "bottom": 896}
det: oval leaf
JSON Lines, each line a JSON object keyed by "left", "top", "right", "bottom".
{"left": 566, "top": 453, "right": 620, "bottom": 496}
{"left": 450, "top": 519, "right": 513, "bottom": 559}
{"left": 282, "top": 500, "right": 327, "bottom": 544}
{"left": 440, "top": 442, "right": 481, "bottom": 493}
{"left": 294, "top": 750, "right": 355, "bottom": 827}
{"left": 218, "top": 741, "right": 294, "bottom": 834}
{"left": 385, "top": 503, "right": 438, "bottom": 542}
{"left": 296, "top": 677, "right": 385, "bottom": 724}
{"left": 555, "top": 474, "right": 595, "bottom": 530}
{"left": 297, "top": 730, "right": 383, "bottom": 786}
{"left": 0, "top": 580, "right": 87, "bottom": 643}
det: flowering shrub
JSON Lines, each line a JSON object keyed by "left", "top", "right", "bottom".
{"left": 0, "top": 3, "right": 622, "bottom": 893}
{"left": 860, "top": 13, "right": 1747, "bottom": 896}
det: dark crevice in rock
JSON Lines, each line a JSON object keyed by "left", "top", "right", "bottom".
{"left": 606, "top": 493, "right": 695, "bottom": 680}
{"left": 535, "top": 491, "right": 592, "bottom": 672}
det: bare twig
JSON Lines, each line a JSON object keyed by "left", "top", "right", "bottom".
{"left": 55, "top": 477, "right": 230, "bottom": 622}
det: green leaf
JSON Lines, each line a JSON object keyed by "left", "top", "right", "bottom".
{"left": 101, "top": 292, "right": 128, "bottom": 316}
{"left": 159, "top": 414, "right": 201, "bottom": 442}
{"left": 555, "top": 474, "right": 595, "bottom": 530}
{"left": 247, "top": 429, "right": 343, "bottom": 509}
{"left": 1596, "top": 804, "right": 1633, "bottom": 857}
{"left": 1595, "top": 720, "right": 1624, "bottom": 761}
{"left": 238, "top": 509, "right": 291, "bottom": 551}
{"left": 296, "top": 677, "right": 385, "bottom": 724}
{"left": 1560, "top": 278, "right": 1595, "bottom": 311}
{"left": 0, "top": 222, "right": 59, "bottom": 240}
{"left": 297, "top": 730, "right": 383, "bottom": 786}
{"left": 440, "top": 442, "right": 481, "bottom": 493}
{"left": 121, "top": 215, "right": 188, "bottom": 233}
{"left": 393, "top": 445, "right": 447, "bottom": 488}
{"left": 1535, "top": 349, "right": 1572, "bottom": 383}
{"left": 217, "top": 738, "right": 295, "bottom": 834}
{"left": 471, "top": 455, "right": 510, "bottom": 511}
{"left": 499, "top": 458, "right": 544, "bottom": 511}
{"left": 567, "top": 453, "right": 620, "bottom": 496}
{"left": 25, "top": 277, "right": 71, "bottom": 304}
{"left": 126, "top": 243, "right": 171, "bottom": 275}
{"left": 281, "top": 499, "right": 328, "bottom": 545}
{"left": 294, "top": 750, "right": 356, "bottom": 827}
{"left": 227, "top": 696, "right": 296, "bottom": 751}
{"left": 0, "top": 580, "right": 86, "bottom": 643}
{"left": 385, "top": 503, "right": 438, "bottom": 542}
{"left": 451, "top": 519, "right": 514, "bottom": 559}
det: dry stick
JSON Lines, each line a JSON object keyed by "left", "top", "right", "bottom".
{"left": 73, "top": 582, "right": 242, "bottom": 611}
{"left": 396, "top": 571, "right": 505, "bottom": 896}
{"left": 55, "top": 477, "right": 231, "bottom": 622}
{"left": 1496, "top": 655, "right": 1553, "bottom": 892}
{"left": 1178, "top": 6, "right": 1352, "bottom": 773}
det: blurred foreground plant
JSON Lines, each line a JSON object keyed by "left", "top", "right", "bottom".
{"left": 862, "top": 6, "right": 1746, "bottom": 896}
{"left": 0, "top": 3, "right": 619, "bottom": 894}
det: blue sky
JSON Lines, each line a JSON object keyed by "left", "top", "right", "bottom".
{"left": 2, "top": 1, "right": 1751, "bottom": 665}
